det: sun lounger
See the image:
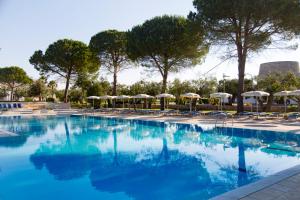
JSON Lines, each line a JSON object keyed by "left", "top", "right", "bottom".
{"left": 287, "top": 113, "right": 300, "bottom": 120}
{"left": 236, "top": 111, "right": 253, "bottom": 116}
{"left": 19, "top": 109, "right": 33, "bottom": 114}
{"left": 40, "top": 109, "right": 48, "bottom": 114}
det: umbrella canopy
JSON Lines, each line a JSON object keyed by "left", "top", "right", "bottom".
{"left": 242, "top": 91, "right": 269, "bottom": 115}
{"left": 156, "top": 93, "right": 175, "bottom": 98}
{"left": 290, "top": 90, "right": 300, "bottom": 96}
{"left": 115, "top": 95, "right": 132, "bottom": 99}
{"left": 99, "top": 95, "right": 116, "bottom": 108}
{"left": 133, "top": 94, "right": 154, "bottom": 99}
{"left": 180, "top": 93, "right": 200, "bottom": 99}
{"left": 87, "top": 96, "right": 100, "bottom": 100}
{"left": 241, "top": 91, "right": 270, "bottom": 97}
{"left": 274, "top": 91, "right": 291, "bottom": 97}
{"left": 180, "top": 93, "right": 200, "bottom": 112}
{"left": 210, "top": 93, "right": 232, "bottom": 111}
{"left": 115, "top": 95, "right": 132, "bottom": 109}
{"left": 210, "top": 92, "right": 232, "bottom": 98}
{"left": 274, "top": 91, "right": 291, "bottom": 113}
{"left": 156, "top": 93, "right": 175, "bottom": 110}
{"left": 132, "top": 94, "right": 154, "bottom": 109}
{"left": 87, "top": 96, "right": 100, "bottom": 109}
{"left": 99, "top": 95, "right": 116, "bottom": 100}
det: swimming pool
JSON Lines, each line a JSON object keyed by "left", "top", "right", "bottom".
{"left": 0, "top": 115, "right": 299, "bottom": 200}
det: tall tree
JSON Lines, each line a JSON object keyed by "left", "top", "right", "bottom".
{"left": 74, "top": 72, "right": 99, "bottom": 103}
{"left": 127, "top": 15, "right": 208, "bottom": 109}
{"left": 86, "top": 79, "right": 111, "bottom": 97}
{"left": 89, "top": 30, "right": 131, "bottom": 95}
{"left": 189, "top": 0, "right": 300, "bottom": 113}
{"left": 47, "top": 80, "right": 57, "bottom": 99}
{"left": 28, "top": 78, "right": 48, "bottom": 101}
{"left": 29, "top": 39, "right": 100, "bottom": 103}
{"left": 192, "top": 77, "right": 217, "bottom": 97}
{"left": 0, "top": 66, "right": 32, "bottom": 101}
{"left": 169, "top": 79, "right": 196, "bottom": 104}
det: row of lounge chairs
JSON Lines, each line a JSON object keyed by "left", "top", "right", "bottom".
{"left": 236, "top": 111, "right": 300, "bottom": 120}
{"left": 90, "top": 108, "right": 300, "bottom": 121}
{"left": 0, "top": 103, "right": 22, "bottom": 110}
{"left": 92, "top": 108, "right": 231, "bottom": 118}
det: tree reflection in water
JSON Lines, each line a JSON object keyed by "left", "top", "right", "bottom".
{"left": 24, "top": 116, "right": 300, "bottom": 200}
{"left": 0, "top": 116, "right": 60, "bottom": 148}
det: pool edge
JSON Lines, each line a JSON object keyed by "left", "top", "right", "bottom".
{"left": 210, "top": 164, "right": 300, "bottom": 200}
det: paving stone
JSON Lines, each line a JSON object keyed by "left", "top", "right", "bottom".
{"left": 249, "top": 190, "right": 281, "bottom": 200}
{"left": 268, "top": 184, "right": 291, "bottom": 193}
{"left": 240, "top": 196, "right": 259, "bottom": 200}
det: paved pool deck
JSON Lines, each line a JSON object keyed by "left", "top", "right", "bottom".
{"left": 1, "top": 111, "right": 300, "bottom": 199}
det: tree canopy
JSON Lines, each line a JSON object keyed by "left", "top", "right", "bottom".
{"left": 47, "top": 80, "right": 57, "bottom": 99}
{"left": 258, "top": 72, "right": 300, "bottom": 111}
{"left": 189, "top": 0, "right": 300, "bottom": 112}
{"left": 0, "top": 66, "right": 32, "bottom": 100}
{"left": 28, "top": 78, "right": 48, "bottom": 101}
{"left": 127, "top": 15, "right": 208, "bottom": 109}
{"left": 89, "top": 30, "right": 131, "bottom": 95}
{"left": 29, "top": 39, "right": 100, "bottom": 102}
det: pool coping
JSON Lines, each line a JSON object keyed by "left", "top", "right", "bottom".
{"left": 210, "top": 164, "right": 300, "bottom": 200}
{"left": 1, "top": 112, "right": 300, "bottom": 133}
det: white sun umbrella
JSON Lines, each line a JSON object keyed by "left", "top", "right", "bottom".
{"left": 156, "top": 93, "right": 175, "bottom": 110}
{"left": 99, "top": 95, "right": 116, "bottom": 108}
{"left": 242, "top": 91, "right": 270, "bottom": 113}
{"left": 274, "top": 91, "right": 291, "bottom": 113}
{"left": 180, "top": 93, "right": 201, "bottom": 112}
{"left": 87, "top": 96, "right": 100, "bottom": 108}
{"left": 210, "top": 92, "right": 232, "bottom": 111}
{"left": 290, "top": 90, "right": 300, "bottom": 111}
{"left": 133, "top": 94, "right": 154, "bottom": 109}
{"left": 290, "top": 90, "right": 300, "bottom": 96}
{"left": 115, "top": 95, "right": 132, "bottom": 108}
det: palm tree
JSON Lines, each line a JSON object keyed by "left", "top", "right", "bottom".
{"left": 48, "top": 80, "right": 57, "bottom": 99}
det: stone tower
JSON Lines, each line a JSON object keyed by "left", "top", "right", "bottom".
{"left": 258, "top": 61, "right": 300, "bottom": 78}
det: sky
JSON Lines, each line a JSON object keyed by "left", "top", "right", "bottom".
{"left": 1, "top": 0, "right": 300, "bottom": 88}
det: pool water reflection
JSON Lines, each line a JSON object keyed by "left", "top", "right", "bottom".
{"left": 0, "top": 116, "right": 299, "bottom": 200}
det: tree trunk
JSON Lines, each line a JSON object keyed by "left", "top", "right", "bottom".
{"left": 266, "top": 95, "right": 273, "bottom": 112}
{"left": 160, "top": 72, "right": 168, "bottom": 110}
{"left": 52, "top": 88, "right": 55, "bottom": 98}
{"left": 237, "top": 48, "right": 247, "bottom": 113}
{"left": 64, "top": 74, "right": 71, "bottom": 103}
{"left": 10, "top": 88, "right": 14, "bottom": 101}
{"left": 238, "top": 142, "right": 248, "bottom": 187}
{"left": 112, "top": 67, "right": 117, "bottom": 96}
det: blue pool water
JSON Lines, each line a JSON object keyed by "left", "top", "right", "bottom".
{"left": 0, "top": 115, "right": 300, "bottom": 200}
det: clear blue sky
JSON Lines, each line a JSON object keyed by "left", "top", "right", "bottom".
{"left": 1, "top": 0, "right": 300, "bottom": 87}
